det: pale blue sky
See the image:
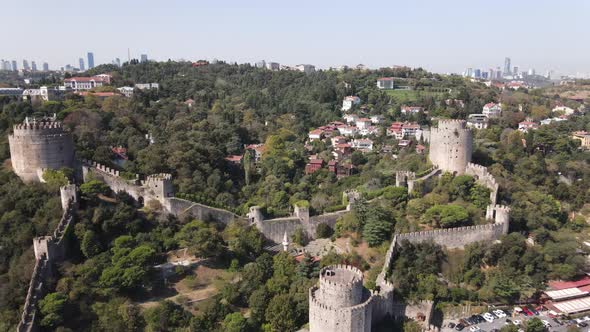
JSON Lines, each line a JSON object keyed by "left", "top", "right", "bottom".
{"left": 3, "top": 0, "right": 589, "bottom": 74}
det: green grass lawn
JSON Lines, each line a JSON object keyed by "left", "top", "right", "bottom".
{"left": 385, "top": 89, "right": 450, "bottom": 103}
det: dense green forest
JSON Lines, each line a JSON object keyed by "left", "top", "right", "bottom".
{"left": 1, "top": 62, "right": 590, "bottom": 331}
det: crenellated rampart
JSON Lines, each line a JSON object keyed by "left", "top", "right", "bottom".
{"left": 465, "top": 162, "right": 499, "bottom": 205}
{"left": 18, "top": 185, "right": 79, "bottom": 332}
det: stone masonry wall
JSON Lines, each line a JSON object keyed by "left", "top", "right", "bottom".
{"left": 18, "top": 185, "right": 78, "bottom": 332}
{"left": 465, "top": 163, "right": 499, "bottom": 205}
{"left": 429, "top": 120, "right": 472, "bottom": 175}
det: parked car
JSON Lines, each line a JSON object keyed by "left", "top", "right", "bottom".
{"left": 575, "top": 318, "right": 586, "bottom": 324}
{"left": 552, "top": 318, "right": 563, "bottom": 326}
{"left": 577, "top": 322, "right": 588, "bottom": 328}
{"left": 505, "top": 319, "right": 512, "bottom": 325}
{"left": 455, "top": 323, "right": 465, "bottom": 331}
{"left": 584, "top": 316, "right": 590, "bottom": 322}
{"left": 483, "top": 313, "right": 495, "bottom": 323}
{"left": 469, "top": 326, "right": 481, "bottom": 332}
{"left": 513, "top": 319, "right": 522, "bottom": 326}
{"left": 542, "top": 320, "right": 551, "bottom": 328}
{"left": 460, "top": 319, "right": 470, "bottom": 327}
{"left": 493, "top": 310, "right": 506, "bottom": 318}
{"left": 448, "top": 322, "right": 456, "bottom": 328}
{"left": 475, "top": 315, "right": 485, "bottom": 323}
{"left": 522, "top": 308, "right": 533, "bottom": 316}
{"left": 528, "top": 306, "right": 539, "bottom": 315}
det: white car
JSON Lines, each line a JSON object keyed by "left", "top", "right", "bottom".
{"left": 542, "top": 320, "right": 551, "bottom": 328}
{"left": 493, "top": 310, "right": 506, "bottom": 318}
{"left": 513, "top": 319, "right": 522, "bottom": 326}
{"left": 584, "top": 316, "right": 590, "bottom": 322}
{"left": 482, "top": 313, "right": 495, "bottom": 323}
{"left": 469, "top": 326, "right": 481, "bottom": 332}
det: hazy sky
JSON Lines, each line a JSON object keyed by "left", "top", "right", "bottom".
{"left": 3, "top": 0, "right": 589, "bottom": 74}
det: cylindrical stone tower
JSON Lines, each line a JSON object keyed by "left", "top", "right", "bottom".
{"left": 309, "top": 265, "right": 373, "bottom": 332}
{"left": 428, "top": 119, "right": 472, "bottom": 174}
{"left": 8, "top": 118, "right": 75, "bottom": 182}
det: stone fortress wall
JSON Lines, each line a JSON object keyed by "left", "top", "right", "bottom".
{"left": 309, "top": 120, "right": 511, "bottom": 332}
{"left": 465, "top": 162, "right": 499, "bottom": 205}
{"left": 18, "top": 184, "right": 78, "bottom": 332}
{"left": 429, "top": 119, "right": 472, "bottom": 175}
{"left": 309, "top": 265, "right": 374, "bottom": 332}
{"left": 8, "top": 118, "right": 75, "bottom": 183}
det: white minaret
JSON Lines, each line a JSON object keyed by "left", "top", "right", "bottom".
{"left": 282, "top": 231, "right": 289, "bottom": 252}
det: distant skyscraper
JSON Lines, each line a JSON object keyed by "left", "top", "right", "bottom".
{"left": 140, "top": 54, "right": 148, "bottom": 62}
{"left": 513, "top": 66, "right": 519, "bottom": 76}
{"left": 79, "top": 58, "right": 85, "bottom": 71}
{"left": 1, "top": 60, "right": 9, "bottom": 71}
{"left": 116, "top": 58, "right": 121, "bottom": 67}
{"left": 23, "top": 60, "right": 30, "bottom": 71}
{"left": 489, "top": 68, "right": 495, "bottom": 80}
{"left": 65, "top": 64, "right": 73, "bottom": 72}
{"left": 43, "top": 62, "right": 49, "bottom": 71}
{"left": 87, "top": 52, "right": 95, "bottom": 69}
{"left": 466, "top": 67, "right": 473, "bottom": 77}
{"left": 528, "top": 68, "right": 535, "bottom": 76}
{"left": 474, "top": 68, "right": 481, "bottom": 78}
{"left": 11, "top": 60, "right": 17, "bottom": 71}
{"left": 504, "top": 57, "right": 511, "bottom": 75}
{"left": 31, "top": 61, "right": 37, "bottom": 72}
{"left": 496, "top": 67, "right": 502, "bottom": 79}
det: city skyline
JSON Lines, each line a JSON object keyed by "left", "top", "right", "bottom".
{"left": 1, "top": 0, "right": 589, "bottom": 75}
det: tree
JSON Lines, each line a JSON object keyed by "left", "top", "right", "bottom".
{"left": 81, "top": 230, "right": 103, "bottom": 258}
{"left": 315, "top": 222, "right": 332, "bottom": 238}
{"left": 265, "top": 294, "right": 298, "bottom": 332}
{"left": 99, "top": 240, "right": 156, "bottom": 291}
{"left": 175, "top": 220, "right": 224, "bottom": 258}
{"left": 525, "top": 317, "right": 546, "bottom": 332}
{"left": 363, "top": 217, "right": 392, "bottom": 246}
{"left": 80, "top": 179, "right": 110, "bottom": 199}
{"left": 39, "top": 292, "right": 68, "bottom": 328}
{"left": 143, "top": 301, "right": 191, "bottom": 332}
{"left": 422, "top": 204, "right": 469, "bottom": 228}
{"left": 222, "top": 312, "right": 248, "bottom": 332}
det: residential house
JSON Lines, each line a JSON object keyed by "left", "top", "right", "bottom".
{"left": 482, "top": 102, "right": 502, "bottom": 118}
{"left": 342, "top": 96, "right": 361, "bottom": 111}
{"left": 401, "top": 106, "right": 424, "bottom": 115}
{"left": 331, "top": 136, "right": 347, "bottom": 146}
{"left": 308, "top": 129, "right": 324, "bottom": 142}
{"left": 572, "top": 131, "right": 590, "bottom": 149}
{"left": 332, "top": 143, "right": 352, "bottom": 160}
{"left": 540, "top": 117, "right": 567, "bottom": 125}
{"left": 185, "top": 99, "right": 195, "bottom": 108}
{"left": 343, "top": 114, "right": 359, "bottom": 124}
{"left": 225, "top": 155, "right": 243, "bottom": 165}
{"left": 135, "top": 83, "right": 159, "bottom": 90}
{"left": 64, "top": 75, "right": 108, "bottom": 90}
{"left": 245, "top": 144, "right": 265, "bottom": 162}
{"left": 370, "top": 115, "right": 385, "bottom": 124}
{"left": 337, "top": 125, "right": 358, "bottom": 137}
{"left": 351, "top": 138, "right": 373, "bottom": 151}
{"left": 328, "top": 160, "right": 355, "bottom": 178}
{"left": 467, "top": 114, "right": 489, "bottom": 129}
{"left": 376, "top": 77, "right": 394, "bottom": 90}
{"left": 305, "top": 159, "right": 324, "bottom": 174}
{"left": 518, "top": 121, "right": 539, "bottom": 132}
{"left": 398, "top": 140, "right": 411, "bottom": 148}
{"left": 553, "top": 105, "right": 575, "bottom": 116}
{"left": 117, "top": 87, "right": 134, "bottom": 97}
{"left": 355, "top": 118, "right": 372, "bottom": 130}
